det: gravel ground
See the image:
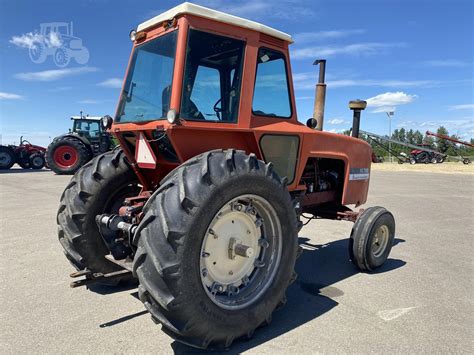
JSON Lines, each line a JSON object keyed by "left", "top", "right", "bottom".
{"left": 0, "top": 167, "right": 472, "bottom": 354}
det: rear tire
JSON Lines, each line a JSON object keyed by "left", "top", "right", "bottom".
{"left": 133, "top": 149, "right": 298, "bottom": 349}
{"left": 47, "top": 138, "right": 91, "bottom": 175}
{"left": 349, "top": 207, "right": 395, "bottom": 271}
{"left": 57, "top": 149, "right": 139, "bottom": 277}
{"left": 0, "top": 146, "right": 16, "bottom": 170}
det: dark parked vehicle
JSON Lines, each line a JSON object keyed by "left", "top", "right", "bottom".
{"left": 46, "top": 114, "right": 114, "bottom": 174}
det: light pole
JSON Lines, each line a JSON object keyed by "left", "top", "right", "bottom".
{"left": 386, "top": 111, "right": 394, "bottom": 162}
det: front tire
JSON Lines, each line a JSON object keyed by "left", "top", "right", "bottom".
{"left": 349, "top": 207, "right": 395, "bottom": 271}
{"left": 57, "top": 149, "right": 139, "bottom": 275}
{"left": 133, "top": 149, "right": 298, "bottom": 349}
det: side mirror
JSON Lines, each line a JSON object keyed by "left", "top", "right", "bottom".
{"left": 306, "top": 118, "right": 318, "bottom": 129}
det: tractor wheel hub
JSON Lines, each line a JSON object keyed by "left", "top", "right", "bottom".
{"left": 199, "top": 194, "right": 282, "bottom": 310}
{"left": 201, "top": 201, "right": 261, "bottom": 287}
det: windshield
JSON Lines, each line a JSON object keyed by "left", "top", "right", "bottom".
{"left": 73, "top": 120, "right": 100, "bottom": 138}
{"left": 115, "top": 31, "right": 177, "bottom": 123}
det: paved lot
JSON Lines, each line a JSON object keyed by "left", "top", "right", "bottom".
{"left": 1, "top": 167, "right": 473, "bottom": 354}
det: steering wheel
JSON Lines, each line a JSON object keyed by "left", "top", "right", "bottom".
{"left": 187, "top": 100, "right": 205, "bottom": 120}
{"left": 213, "top": 98, "right": 222, "bottom": 120}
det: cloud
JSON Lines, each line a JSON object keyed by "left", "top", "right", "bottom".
{"left": 212, "top": 1, "right": 269, "bottom": 17}
{"left": 448, "top": 104, "right": 474, "bottom": 111}
{"left": 14, "top": 67, "right": 98, "bottom": 81}
{"left": 291, "top": 42, "right": 406, "bottom": 60}
{"left": 328, "top": 118, "right": 347, "bottom": 125}
{"left": 397, "top": 119, "right": 474, "bottom": 138}
{"left": 366, "top": 92, "right": 417, "bottom": 113}
{"left": 77, "top": 99, "right": 101, "bottom": 104}
{"left": 292, "top": 73, "right": 441, "bottom": 90}
{"left": 97, "top": 78, "right": 123, "bottom": 88}
{"left": 0, "top": 92, "right": 24, "bottom": 100}
{"left": 10, "top": 31, "right": 62, "bottom": 49}
{"left": 327, "top": 128, "right": 346, "bottom": 134}
{"left": 293, "top": 29, "right": 366, "bottom": 43}
{"left": 424, "top": 60, "right": 470, "bottom": 67}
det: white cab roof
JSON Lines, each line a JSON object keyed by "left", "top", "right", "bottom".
{"left": 137, "top": 2, "right": 293, "bottom": 43}
{"left": 71, "top": 116, "right": 102, "bottom": 120}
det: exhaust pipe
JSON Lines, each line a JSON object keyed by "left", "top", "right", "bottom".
{"left": 312, "top": 59, "right": 326, "bottom": 131}
{"left": 348, "top": 99, "right": 367, "bottom": 138}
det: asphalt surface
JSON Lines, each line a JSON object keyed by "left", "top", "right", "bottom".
{"left": 1, "top": 167, "right": 473, "bottom": 354}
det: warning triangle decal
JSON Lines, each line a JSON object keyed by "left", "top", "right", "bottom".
{"left": 135, "top": 132, "right": 157, "bottom": 169}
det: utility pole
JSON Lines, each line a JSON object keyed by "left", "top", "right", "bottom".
{"left": 386, "top": 111, "right": 394, "bottom": 162}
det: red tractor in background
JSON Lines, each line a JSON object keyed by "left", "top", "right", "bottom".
{"left": 409, "top": 144, "right": 445, "bottom": 164}
{"left": 0, "top": 136, "right": 46, "bottom": 170}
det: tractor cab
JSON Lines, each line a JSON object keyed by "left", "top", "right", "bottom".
{"left": 72, "top": 116, "right": 102, "bottom": 139}
{"left": 70, "top": 115, "right": 111, "bottom": 156}
{"left": 40, "top": 22, "right": 70, "bottom": 37}
{"left": 110, "top": 2, "right": 372, "bottom": 205}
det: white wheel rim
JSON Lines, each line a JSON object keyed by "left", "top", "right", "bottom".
{"left": 200, "top": 194, "right": 282, "bottom": 310}
{"left": 371, "top": 225, "right": 390, "bottom": 258}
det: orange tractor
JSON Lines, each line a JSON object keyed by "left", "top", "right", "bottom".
{"left": 58, "top": 3, "right": 396, "bottom": 349}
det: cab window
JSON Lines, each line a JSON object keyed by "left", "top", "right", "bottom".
{"left": 252, "top": 48, "right": 292, "bottom": 118}
{"left": 181, "top": 29, "right": 245, "bottom": 122}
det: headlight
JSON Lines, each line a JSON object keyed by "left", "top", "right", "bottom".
{"left": 167, "top": 109, "right": 178, "bottom": 124}
{"left": 101, "top": 115, "right": 113, "bottom": 130}
{"left": 129, "top": 29, "right": 137, "bottom": 41}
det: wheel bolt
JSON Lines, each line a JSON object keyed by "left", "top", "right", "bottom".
{"left": 258, "top": 238, "right": 269, "bottom": 248}
{"left": 202, "top": 268, "right": 208, "bottom": 277}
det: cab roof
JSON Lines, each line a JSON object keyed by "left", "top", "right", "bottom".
{"left": 137, "top": 2, "right": 293, "bottom": 43}
{"left": 71, "top": 116, "right": 101, "bottom": 120}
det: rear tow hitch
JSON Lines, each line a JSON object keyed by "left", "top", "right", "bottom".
{"left": 69, "top": 269, "right": 131, "bottom": 288}
{"left": 67, "top": 214, "right": 138, "bottom": 288}
{"left": 95, "top": 214, "right": 137, "bottom": 260}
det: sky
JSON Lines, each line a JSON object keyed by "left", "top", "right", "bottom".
{"left": 0, "top": 0, "right": 473, "bottom": 147}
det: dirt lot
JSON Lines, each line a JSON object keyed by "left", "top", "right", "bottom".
{"left": 371, "top": 161, "right": 474, "bottom": 174}
{"left": 0, "top": 167, "right": 473, "bottom": 353}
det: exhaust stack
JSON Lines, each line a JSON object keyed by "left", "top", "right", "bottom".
{"left": 312, "top": 59, "right": 326, "bottom": 131}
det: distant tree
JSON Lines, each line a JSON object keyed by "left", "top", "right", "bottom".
{"left": 391, "top": 129, "right": 400, "bottom": 140}
{"left": 406, "top": 129, "right": 414, "bottom": 144}
{"left": 413, "top": 130, "right": 423, "bottom": 145}
{"left": 423, "top": 135, "right": 435, "bottom": 147}
{"left": 399, "top": 128, "right": 407, "bottom": 143}
{"left": 436, "top": 126, "right": 450, "bottom": 153}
